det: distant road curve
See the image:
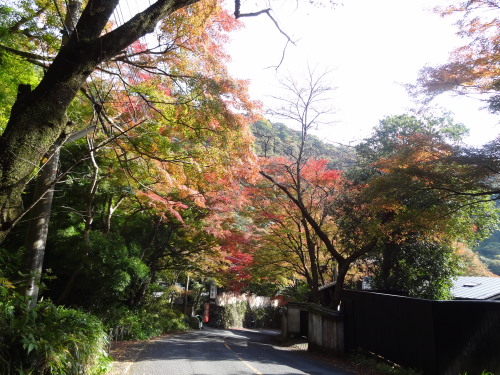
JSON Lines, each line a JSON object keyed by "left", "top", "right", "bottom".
{"left": 108, "top": 327, "right": 353, "bottom": 375}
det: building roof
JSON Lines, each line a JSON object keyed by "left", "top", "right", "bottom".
{"left": 451, "top": 276, "right": 500, "bottom": 300}
{"left": 318, "top": 281, "right": 336, "bottom": 291}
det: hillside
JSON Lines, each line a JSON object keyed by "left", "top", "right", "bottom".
{"left": 251, "top": 120, "right": 355, "bottom": 170}
{"left": 475, "top": 230, "right": 500, "bottom": 276}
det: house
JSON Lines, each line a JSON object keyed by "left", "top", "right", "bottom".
{"left": 451, "top": 276, "right": 500, "bottom": 300}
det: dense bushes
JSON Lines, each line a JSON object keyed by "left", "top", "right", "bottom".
{"left": 217, "top": 302, "right": 281, "bottom": 329}
{"left": 370, "top": 239, "right": 458, "bottom": 300}
{"left": 218, "top": 302, "right": 247, "bottom": 328}
{"left": 0, "top": 278, "right": 192, "bottom": 374}
{"left": 0, "top": 283, "right": 110, "bottom": 375}
{"left": 104, "top": 305, "right": 189, "bottom": 341}
{"left": 251, "top": 306, "right": 282, "bottom": 329}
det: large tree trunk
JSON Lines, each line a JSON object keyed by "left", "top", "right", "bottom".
{"left": 0, "top": 0, "right": 199, "bottom": 244}
{"left": 22, "top": 0, "right": 81, "bottom": 310}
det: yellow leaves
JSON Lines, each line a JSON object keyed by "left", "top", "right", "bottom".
{"left": 0, "top": 278, "right": 14, "bottom": 289}
{"left": 158, "top": 0, "right": 241, "bottom": 76}
{"left": 72, "top": 0, "right": 259, "bottom": 225}
{"left": 454, "top": 243, "right": 497, "bottom": 276}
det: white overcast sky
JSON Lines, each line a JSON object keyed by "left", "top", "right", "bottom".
{"left": 226, "top": 0, "right": 499, "bottom": 147}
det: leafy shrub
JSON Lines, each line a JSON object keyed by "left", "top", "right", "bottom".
{"left": 277, "top": 282, "right": 310, "bottom": 303}
{"left": 370, "top": 239, "right": 459, "bottom": 300}
{"left": 250, "top": 306, "right": 282, "bottom": 329}
{"left": 351, "top": 352, "right": 421, "bottom": 375}
{"left": 0, "top": 284, "right": 110, "bottom": 375}
{"left": 217, "top": 302, "right": 281, "bottom": 329}
{"left": 218, "top": 302, "right": 247, "bottom": 328}
{"left": 162, "top": 309, "right": 190, "bottom": 332}
{"left": 104, "top": 305, "right": 189, "bottom": 341}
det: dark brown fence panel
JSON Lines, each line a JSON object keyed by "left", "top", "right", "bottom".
{"left": 342, "top": 290, "right": 437, "bottom": 374}
{"left": 342, "top": 290, "right": 500, "bottom": 375}
{"left": 433, "top": 301, "right": 500, "bottom": 375}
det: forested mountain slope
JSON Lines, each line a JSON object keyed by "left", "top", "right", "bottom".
{"left": 476, "top": 230, "right": 500, "bottom": 276}
{"left": 251, "top": 120, "right": 354, "bottom": 169}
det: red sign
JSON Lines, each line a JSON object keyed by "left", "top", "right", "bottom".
{"left": 203, "top": 302, "right": 210, "bottom": 323}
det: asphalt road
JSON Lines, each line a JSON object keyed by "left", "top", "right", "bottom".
{"left": 110, "top": 327, "right": 353, "bottom": 375}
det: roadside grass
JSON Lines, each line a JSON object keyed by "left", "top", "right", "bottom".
{"left": 348, "top": 352, "right": 421, "bottom": 375}
{"left": 273, "top": 335, "right": 421, "bottom": 375}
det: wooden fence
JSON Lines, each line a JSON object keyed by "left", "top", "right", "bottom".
{"left": 342, "top": 290, "right": 500, "bottom": 375}
{"left": 282, "top": 302, "right": 344, "bottom": 356}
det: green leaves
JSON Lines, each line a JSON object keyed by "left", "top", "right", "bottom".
{"left": 0, "top": 50, "right": 41, "bottom": 133}
{"left": 370, "top": 238, "right": 459, "bottom": 299}
{"left": 20, "top": 333, "right": 36, "bottom": 354}
{"left": 354, "top": 114, "right": 499, "bottom": 297}
{"left": 0, "top": 289, "right": 110, "bottom": 375}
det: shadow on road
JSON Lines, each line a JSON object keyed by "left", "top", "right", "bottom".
{"left": 108, "top": 327, "right": 355, "bottom": 375}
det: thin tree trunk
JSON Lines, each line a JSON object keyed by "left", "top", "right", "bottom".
{"left": 330, "top": 261, "right": 350, "bottom": 310}
{"left": 103, "top": 196, "right": 124, "bottom": 235}
{"left": 23, "top": 143, "right": 61, "bottom": 309}
{"left": 184, "top": 274, "right": 190, "bottom": 316}
{"left": 303, "top": 219, "right": 320, "bottom": 303}
{"left": 380, "top": 241, "right": 397, "bottom": 289}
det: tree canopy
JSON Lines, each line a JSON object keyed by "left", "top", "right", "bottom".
{"left": 248, "top": 113, "right": 498, "bottom": 302}
{"left": 0, "top": 0, "right": 268, "bottom": 244}
{"left": 0, "top": 1, "right": 499, "bottom": 371}
{"left": 417, "top": 0, "right": 500, "bottom": 112}
{"left": 352, "top": 114, "right": 498, "bottom": 298}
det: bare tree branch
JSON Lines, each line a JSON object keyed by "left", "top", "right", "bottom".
{"left": 234, "top": 0, "right": 296, "bottom": 69}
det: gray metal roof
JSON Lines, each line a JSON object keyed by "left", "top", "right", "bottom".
{"left": 451, "top": 276, "right": 500, "bottom": 300}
